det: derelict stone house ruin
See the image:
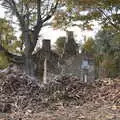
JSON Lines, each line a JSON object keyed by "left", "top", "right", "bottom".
{"left": 34, "top": 39, "right": 60, "bottom": 79}
{"left": 34, "top": 31, "right": 95, "bottom": 82}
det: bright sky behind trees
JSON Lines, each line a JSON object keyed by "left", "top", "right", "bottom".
{"left": 0, "top": 5, "right": 100, "bottom": 46}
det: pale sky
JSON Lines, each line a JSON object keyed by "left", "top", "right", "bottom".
{"left": 41, "top": 24, "right": 100, "bottom": 43}
{"left": 0, "top": 5, "right": 100, "bottom": 47}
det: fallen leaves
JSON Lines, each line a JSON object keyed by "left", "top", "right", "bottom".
{"left": 0, "top": 65, "right": 120, "bottom": 120}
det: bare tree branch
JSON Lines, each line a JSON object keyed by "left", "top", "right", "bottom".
{"left": 97, "top": 8, "right": 120, "bottom": 31}
{"left": 42, "top": 0, "right": 59, "bottom": 23}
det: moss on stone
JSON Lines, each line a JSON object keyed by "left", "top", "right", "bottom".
{"left": 0, "top": 51, "right": 10, "bottom": 69}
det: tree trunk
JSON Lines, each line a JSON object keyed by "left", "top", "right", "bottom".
{"left": 21, "top": 22, "right": 42, "bottom": 76}
{"left": 23, "top": 31, "right": 34, "bottom": 76}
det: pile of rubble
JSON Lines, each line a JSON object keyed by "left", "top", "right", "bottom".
{"left": 0, "top": 65, "right": 120, "bottom": 115}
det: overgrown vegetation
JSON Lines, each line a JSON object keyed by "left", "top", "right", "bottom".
{"left": 0, "top": 18, "right": 22, "bottom": 53}
{"left": 0, "top": 51, "right": 9, "bottom": 69}
{"left": 82, "top": 28, "right": 120, "bottom": 78}
{"left": 55, "top": 36, "right": 66, "bottom": 55}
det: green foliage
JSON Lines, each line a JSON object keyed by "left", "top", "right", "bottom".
{"left": 0, "top": 51, "right": 9, "bottom": 69}
{"left": 101, "top": 55, "right": 119, "bottom": 77}
{"left": 55, "top": 37, "right": 66, "bottom": 55}
{"left": 82, "top": 37, "right": 95, "bottom": 54}
{"left": 0, "top": 18, "right": 22, "bottom": 69}
{"left": 95, "top": 28, "right": 120, "bottom": 55}
{"left": 0, "top": 18, "right": 22, "bottom": 54}
{"left": 54, "top": 0, "right": 120, "bottom": 31}
{"left": 94, "top": 28, "right": 120, "bottom": 77}
{"left": 82, "top": 28, "right": 120, "bottom": 78}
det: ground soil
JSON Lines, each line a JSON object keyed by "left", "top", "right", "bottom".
{"left": 0, "top": 66, "right": 120, "bottom": 120}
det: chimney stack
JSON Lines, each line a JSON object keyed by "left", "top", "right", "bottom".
{"left": 42, "top": 39, "right": 51, "bottom": 52}
{"left": 63, "top": 31, "right": 78, "bottom": 57}
{"left": 67, "top": 31, "right": 74, "bottom": 41}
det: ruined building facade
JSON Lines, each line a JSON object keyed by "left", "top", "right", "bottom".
{"left": 34, "top": 39, "right": 60, "bottom": 80}
{"left": 34, "top": 31, "right": 95, "bottom": 83}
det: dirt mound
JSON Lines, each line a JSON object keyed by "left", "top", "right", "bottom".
{"left": 0, "top": 66, "right": 120, "bottom": 119}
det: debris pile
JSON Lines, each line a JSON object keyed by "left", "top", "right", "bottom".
{"left": 0, "top": 65, "right": 120, "bottom": 116}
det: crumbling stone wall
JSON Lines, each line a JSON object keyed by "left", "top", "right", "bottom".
{"left": 60, "top": 54, "right": 95, "bottom": 82}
